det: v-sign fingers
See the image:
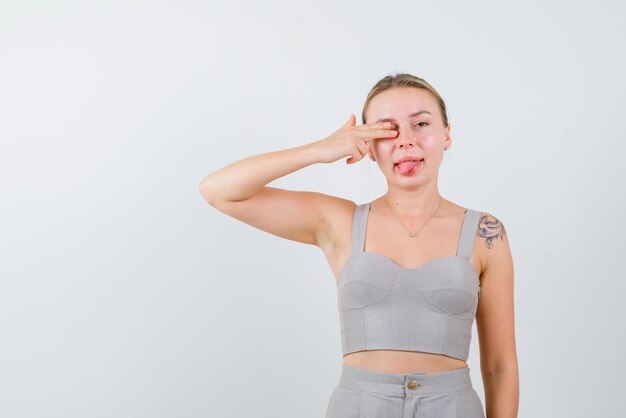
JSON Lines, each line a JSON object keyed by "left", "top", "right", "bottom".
{"left": 362, "top": 129, "right": 397, "bottom": 141}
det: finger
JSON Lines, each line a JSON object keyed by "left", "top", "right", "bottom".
{"left": 354, "top": 141, "right": 369, "bottom": 158}
{"left": 357, "top": 123, "right": 395, "bottom": 132}
{"left": 359, "top": 122, "right": 392, "bottom": 130}
{"left": 360, "top": 129, "right": 398, "bottom": 141}
{"left": 345, "top": 145, "right": 365, "bottom": 164}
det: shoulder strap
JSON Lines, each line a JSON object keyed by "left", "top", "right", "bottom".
{"left": 456, "top": 209, "right": 481, "bottom": 259}
{"left": 351, "top": 202, "right": 370, "bottom": 253}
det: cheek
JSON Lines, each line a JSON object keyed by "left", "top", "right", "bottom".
{"left": 422, "top": 135, "right": 444, "bottom": 150}
{"left": 374, "top": 139, "right": 396, "bottom": 153}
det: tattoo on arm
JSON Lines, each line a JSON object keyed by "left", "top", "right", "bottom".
{"left": 477, "top": 213, "right": 506, "bottom": 249}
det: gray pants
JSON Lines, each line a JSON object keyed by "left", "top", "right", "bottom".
{"left": 325, "top": 365, "right": 485, "bottom": 418}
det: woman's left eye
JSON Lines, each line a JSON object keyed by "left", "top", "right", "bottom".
{"left": 413, "top": 122, "right": 429, "bottom": 127}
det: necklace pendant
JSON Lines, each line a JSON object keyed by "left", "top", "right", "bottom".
{"left": 410, "top": 232, "right": 416, "bottom": 237}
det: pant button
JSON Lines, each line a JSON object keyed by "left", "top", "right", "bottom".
{"left": 407, "top": 380, "right": 420, "bottom": 390}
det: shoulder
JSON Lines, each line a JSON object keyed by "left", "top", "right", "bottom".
{"left": 471, "top": 210, "right": 512, "bottom": 277}
{"left": 473, "top": 211, "right": 508, "bottom": 247}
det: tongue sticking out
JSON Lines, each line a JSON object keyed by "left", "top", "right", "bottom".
{"left": 397, "top": 160, "right": 421, "bottom": 175}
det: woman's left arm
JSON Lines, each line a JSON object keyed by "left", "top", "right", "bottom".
{"left": 475, "top": 212, "right": 519, "bottom": 418}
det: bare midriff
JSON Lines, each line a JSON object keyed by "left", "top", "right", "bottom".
{"left": 342, "top": 350, "right": 468, "bottom": 375}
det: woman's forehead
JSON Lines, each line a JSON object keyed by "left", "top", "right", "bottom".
{"left": 367, "top": 88, "right": 437, "bottom": 120}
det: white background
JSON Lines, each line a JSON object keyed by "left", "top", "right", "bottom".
{"left": 1, "top": 0, "right": 625, "bottom": 417}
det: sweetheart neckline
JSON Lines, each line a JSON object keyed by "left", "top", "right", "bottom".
{"left": 336, "top": 251, "right": 479, "bottom": 285}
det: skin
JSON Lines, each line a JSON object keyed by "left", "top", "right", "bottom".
{"left": 199, "top": 86, "right": 519, "bottom": 416}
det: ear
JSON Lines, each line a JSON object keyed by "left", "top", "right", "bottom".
{"left": 444, "top": 123, "right": 451, "bottom": 148}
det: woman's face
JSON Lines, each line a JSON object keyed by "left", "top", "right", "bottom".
{"left": 364, "top": 87, "right": 451, "bottom": 184}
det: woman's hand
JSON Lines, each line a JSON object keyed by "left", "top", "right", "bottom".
{"left": 311, "top": 114, "right": 397, "bottom": 165}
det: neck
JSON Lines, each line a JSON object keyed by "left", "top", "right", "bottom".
{"left": 383, "top": 183, "right": 443, "bottom": 216}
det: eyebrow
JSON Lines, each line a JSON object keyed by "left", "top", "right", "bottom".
{"left": 375, "top": 110, "right": 432, "bottom": 123}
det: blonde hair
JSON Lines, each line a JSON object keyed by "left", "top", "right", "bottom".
{"left": 361, "top": 73, "right": 449, "bottom": 128}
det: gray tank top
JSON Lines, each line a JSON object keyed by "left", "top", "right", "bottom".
{"left": 336, "top": 201, "right": 481, "bottom": 361}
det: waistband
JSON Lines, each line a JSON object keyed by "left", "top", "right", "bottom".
{"left": 337, "top": 365, "right": 474, "bottom": 396}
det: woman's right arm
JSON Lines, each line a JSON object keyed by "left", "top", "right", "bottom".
{"left": 198, "top": 115, "right": 396, "bottom": 249}
{"left": 199, "top": 141, "right": 321, "bottom": 204}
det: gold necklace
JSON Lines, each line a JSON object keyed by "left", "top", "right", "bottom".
{"left": 382, "top": 196, "right": 442, "bottom": 238}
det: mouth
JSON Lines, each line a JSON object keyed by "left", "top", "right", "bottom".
{"left": 394, "top": 159, "right": 424, "bottom": 175}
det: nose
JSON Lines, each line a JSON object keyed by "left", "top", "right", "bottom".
{"left": 395, "top": 124, "right": 417, "bottom": 148}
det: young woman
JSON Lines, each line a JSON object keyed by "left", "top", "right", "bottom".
{"left": 199, "top": 73, "right": 519, "bottom": 418}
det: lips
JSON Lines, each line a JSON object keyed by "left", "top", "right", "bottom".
{"left": 394, "top": 156, "right": 424, "bottom": 165}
